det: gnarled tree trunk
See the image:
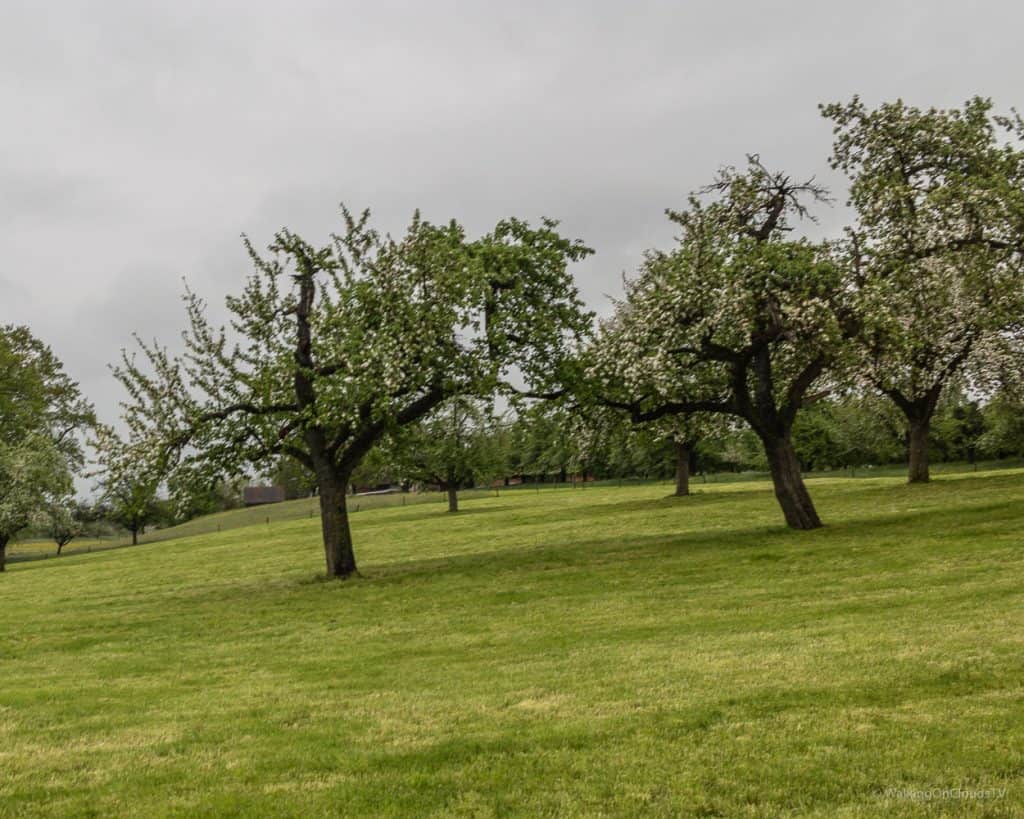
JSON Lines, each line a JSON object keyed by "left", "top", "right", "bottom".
{"left": 907, "top": 416, "right": 931, "bottom": 484}
{"left": 317, "top": 470, "right": 358, "bottom": 578}
{"left": 762, "top": 435, "right": 822, "bottom": 530}
{"left": 674, "top": 441, "right": 691, "bottom": 497}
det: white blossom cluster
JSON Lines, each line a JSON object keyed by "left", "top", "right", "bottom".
{"left": 587, "top": 157, "right": 848, "bottom": 446}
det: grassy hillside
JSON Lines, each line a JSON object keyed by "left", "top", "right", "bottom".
{"left": 11, "top": 458, "right": 1022, "bottom": 563}
{"left": 2, "top": 471, "right": 1023, "bottom": 816}
{"left": 5, "top": 488, "right": 501, "bottom": 562}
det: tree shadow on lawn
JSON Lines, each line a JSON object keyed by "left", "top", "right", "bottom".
{"left": 355, "top": 503, "right": 519, "bottom": 527}
{"left": 352, "top": 481, "right": 790, "bottom": 531}
{"left": 14, "top": 478, "right": 1023, "bottom": 606}
{"left": 353, "top": 496, "right": 1024, "bottom": 588}
{"left": 28, "top": 493, "right": 1019, "bottom": 653}
{"left": 384, "top": 489, "right": 773, "bottom": 532}
{"left": 462, "top": 479, "right": 916, "bottom": 531}
{"left": 417, "top": 472, "right": 1023, "bottom": 533}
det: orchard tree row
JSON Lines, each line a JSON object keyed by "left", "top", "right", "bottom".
{"left": 111, "top": 96, "right": 1024, "bottom": 574}
{"left": 2, "top": 332, "right": 1017, "bottom": 566}
{"left": 6, "top": 96, "right": 1024, "bottom": 577}
{"left": 0, "top": 326, "right": 247, "bottom": 565}
{"left": 587, "top": 97, "right": 1024, "bottom": 528}
{"left": 272, "top": 387, "right": 1024, "bottom": 503}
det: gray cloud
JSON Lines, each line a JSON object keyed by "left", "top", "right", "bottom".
{"left": 2, "top": 0, "right": 1022, "bottom": 428}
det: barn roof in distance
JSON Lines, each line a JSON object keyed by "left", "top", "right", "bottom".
{"left": 243, "top": 485, "right": 286, "bottom": 506}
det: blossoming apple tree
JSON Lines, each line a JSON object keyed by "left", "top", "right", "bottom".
{"left": 823, "top": 97, "right": 1024, "bottom": 482}
{"left": 114, "top": 208, "right": 591, "bottom": 577}
{"left": 589, "top": 157, "right": 853, "bottom": 529}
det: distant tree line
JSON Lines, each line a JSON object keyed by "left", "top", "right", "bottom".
{"left": 265, "top": 384, "right": 1024, "bottom": 500}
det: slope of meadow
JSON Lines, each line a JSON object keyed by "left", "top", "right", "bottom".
{"left": 2, "top": 472, "right": 1023, "bottom": 816}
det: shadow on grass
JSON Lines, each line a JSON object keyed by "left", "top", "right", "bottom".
{"left": 352, "top": 494, "right": 1024, "bottom": 587}
{"left": 355, "top": 503, "right": 519, "bottom": 527}
{"left": 7, "top": 540, "right": 137, "bottom": 567}
{"left": 14, "top": 472, "right": 1024, "bottom": 590}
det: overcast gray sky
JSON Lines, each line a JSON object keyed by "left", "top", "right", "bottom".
{"left": 3, "top": 0, "right": 1023, "bottom": 426}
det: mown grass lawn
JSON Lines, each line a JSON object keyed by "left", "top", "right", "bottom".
{"left": 2, "top": 471, "right": 1023, "bottom": 817}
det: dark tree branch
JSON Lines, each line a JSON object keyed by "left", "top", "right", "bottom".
{"left": 337, "top": 385, "right": 448, "bottom": 473}
{"left": 781, "top": 355, "right": 828, "bottom": 426}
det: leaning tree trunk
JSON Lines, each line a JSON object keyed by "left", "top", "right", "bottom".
{"left": 446, "top": 485, "right": 459, "bottom": 513}
{"left": 317, "top": 472, "right": 358, "bottom": 578}
{"left": 674, "top": 441, "right": 691, "bottom": 497}
{"left": 762, "top": 435, "right": 822, "bottom": 530}
{"left": 907, "top": 416, "right": 931, "bottom": 484}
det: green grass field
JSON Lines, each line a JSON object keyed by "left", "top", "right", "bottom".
{"left": 12, "top": 457, "right": 1022, "bottom": 563}
{"left": 3, "top": 470, "right": 1023, "bottom": 816}
{"left": 4, "top": 488, "right": 502, "bottom": 562}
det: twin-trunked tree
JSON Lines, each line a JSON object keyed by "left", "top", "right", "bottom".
{"left": 116, "top": 209, "right": 591, "bottom": 577}
{"left": 590, "top": 157, "right": 853, "bottom": 529}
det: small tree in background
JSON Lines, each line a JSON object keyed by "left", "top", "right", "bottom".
{"left": 92, "top": 427, "right": 162, "bottom": 546}
{"left": 661, "top": 416, "right": 716, "bottom": 497}
{"left": 574, "top": 404, "right": 716, "bottom": 496}
{"left": 45, "top": 495, "right": 87, "bottom": 555}
{"left": 105, "top": 476, "right": 161, "bottom": 547}
{"left": 823, "top": 96, "right": 1024, "bottom": 482}
{"left": 386, "top": 398, "right": 506, "bottom": 512}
